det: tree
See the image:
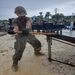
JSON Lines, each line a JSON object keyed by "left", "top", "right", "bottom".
{"left": 39, "top": 12, "right": 43, "bottom": 16}
{"left": 39, "top": 12, "right": 43, "bottom": 20}
{"left": 45, "top": 12, "right": 51, "bottom": 20}
{"left": 52, "top": 13, "right": 65, "bottom": 20}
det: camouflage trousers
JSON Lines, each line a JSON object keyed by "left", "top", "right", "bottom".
{"left": 13, "top": 34, "right": 41, "bottom": 61}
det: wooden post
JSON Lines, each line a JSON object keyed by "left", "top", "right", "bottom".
{"left": 47, "top": 35, "right": 52, "bottom": 61}
{"left": 60, "top": 30, "right": 62, "bottom": 35}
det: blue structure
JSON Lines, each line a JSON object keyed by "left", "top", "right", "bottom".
{"left": 32, "top": 24, "right": 65, "bottom": 31}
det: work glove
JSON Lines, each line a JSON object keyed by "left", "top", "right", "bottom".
{"left": 22, "top": 28, "right": 29, "bottom": 35}
{"left": 8, "top": 30, "right": 15, "bottom": 34}
{"left": 8, "top": 27, "right": 15, "bottom": 34}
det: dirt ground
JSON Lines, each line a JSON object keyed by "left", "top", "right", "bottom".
{"left": 0, "top": 33, "right": 75, "bottom": 75}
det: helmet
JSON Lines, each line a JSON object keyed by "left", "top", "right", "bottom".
{"left": 14, "top": 6, "right": 27, "bottom": 16}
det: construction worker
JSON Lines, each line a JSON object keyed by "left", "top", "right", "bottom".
{"left": 70, "top": 21, "right": 74, "bottom": 30}
{"left": 12, "top": 6, "right": 44, "bottom": 72}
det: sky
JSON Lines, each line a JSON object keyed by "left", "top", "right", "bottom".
{"left": 0, "top": 0, "right": 75, "bottom": 20}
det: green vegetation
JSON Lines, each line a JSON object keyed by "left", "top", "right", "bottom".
{"left": 0, "top": 19, "right": 8, "bottom": 22}
{"left": 52, "top": 13, "right": 65, "bottom": 20}
{"left": 32, "top": 12, "right": 75, "bottom": 23}
{"left": 0, "top": 11, "right": 75, "bottom": 23}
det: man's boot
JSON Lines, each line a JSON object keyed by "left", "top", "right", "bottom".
{"left": 34, "top": 51, "right": 45, "bottom": 56}
{"left": 12, "top": 60, "right": 18, "bottom": 72}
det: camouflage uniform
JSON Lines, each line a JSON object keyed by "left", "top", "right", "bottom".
{"left": 13, "top": 17, "right": 41, "bottom": 61}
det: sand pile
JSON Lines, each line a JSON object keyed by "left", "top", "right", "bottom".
{"left": 0, "top": 33, "right": 75, "bottom": 75}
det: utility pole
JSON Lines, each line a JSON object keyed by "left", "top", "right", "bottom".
{"left": 72, "top": 13, "right": 74, "bottom": 19}
{"left": 55, "top": 8, "right": 58, "bottom": 14}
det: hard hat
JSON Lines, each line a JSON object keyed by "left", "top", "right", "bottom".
{"left": 14, "top": 6, "right": 27, "bottom": 16}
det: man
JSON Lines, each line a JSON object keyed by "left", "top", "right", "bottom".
{"left": 70, "top": 21, "right": 74, "bottom": 30}
{"left": 12, "top": 6, "right": 44, "bottom": 72}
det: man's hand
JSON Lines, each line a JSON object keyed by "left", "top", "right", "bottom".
{"left": 22, "top": 28, "right": 29, "bottom": 35}
{"left": 8, "top": 30, "right": 15, "bottom": 34}
{"left": 8, "top": 27, "right": 15, "bottom": 34}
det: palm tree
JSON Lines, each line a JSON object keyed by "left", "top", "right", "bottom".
{"left": 45, "top": 12, "right": 51, "bottom": 20}
{"left": 39, "top": 12, "right": 43, "bottom": 20}
{"left": 72, "top": 13, "right": 74, "bottom": 18}
{"left": 39, "top": 12, "right": 43, "bottom": 16}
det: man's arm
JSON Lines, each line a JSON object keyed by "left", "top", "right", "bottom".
{"left": 12, "top": 18, "right": 32, "bottom": 35}
{"left": 13, "top": 24, "right": 19, "bottom": 33}
{"left": 25, "top": 18, "right": 32, "bottom": 29}
{"left": 22, "top": 20, "right": 32, "bottom": 35}
{"left": 13, "top": 19, "right": 32, "bottom": 35}
{"left": 13, "top": 18, "right": 32, "bottom": 32}
{"left": 26, "top": 21, "right": 31, "bottom": 29}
